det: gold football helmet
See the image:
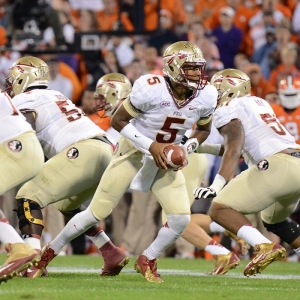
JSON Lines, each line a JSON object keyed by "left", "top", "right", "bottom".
{"left": 278, "top": 76, "right": 300, "bottom": 109}
{"left": 6, "top": 56, "right": 50, "bottom": 97}
{"left": 210, "top": 68, "right": 251, "bottom": 105}
{"left": 94, "top": 73, "right": 132, "bottom": 116}
{"left": 162, "top": 41, "right": 207, "bottom": 90}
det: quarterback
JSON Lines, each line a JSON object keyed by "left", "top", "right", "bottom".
{"left": 0, "top": 90, "right": 44, "bottom": 283}
{"left": 6, "top": 57, "right": 129, "bottom": 278}
{"left": 194, "top": 69, "right": 300, "bottom": 276}
{"left": 37, "top": 41, "right": 239, "bottom": 282}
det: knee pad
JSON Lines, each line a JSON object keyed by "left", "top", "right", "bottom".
{"left": 263, "top": 218, "right": 300, "bottom": 244}
{"left": 166, "top": 214, "right": 190, "bottom": 235}
{"left": 16, "top": 198, "right": 44, "bottom": 229}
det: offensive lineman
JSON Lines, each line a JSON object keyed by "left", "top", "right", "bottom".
{"left": 194, "top": 69, "right": 300, "bottom": 276}
{"left": 6, "top": 57, "right": 129, "bottom": 278}
{"left": 0, "top": 90, "right": 44, "bottom": 283}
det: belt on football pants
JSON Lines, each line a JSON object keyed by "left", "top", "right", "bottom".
{"left": 91, "top": 136, "right": 113, "bottom": 146}
{"left": 288, "top": 152, "right": 300, "bottom": 158}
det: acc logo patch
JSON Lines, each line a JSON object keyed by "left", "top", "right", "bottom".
{"left": 8, "top": 140, "right": 22, "bottom": 152}
{"left": 66, "top": 147, "right": 79, "bottom": 159}
{"left": 257, "top": 159, "right": 269, "bottom": 171}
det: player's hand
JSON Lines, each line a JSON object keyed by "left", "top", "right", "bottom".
{"left": 193, "top": 187, "right": 217, "bottom": 199}
{"left": 172, "top": 159, "right": 188, "bottom": 172}
{"left": 149, "top": 141, "right": 170, "bottom": 169}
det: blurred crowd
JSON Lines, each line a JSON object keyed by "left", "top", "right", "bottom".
{"left": 1, "top": 0, "right": 300, "bottom": 260}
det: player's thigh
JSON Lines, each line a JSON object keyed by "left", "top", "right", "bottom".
{"left": 151, "top": 169, "right": 190, "bottom": 216}
{"left": 213, "top": 154, "right": 300, "bottom": 214}
{"left": 0, "top": 131, "right": 44, "bottom": 195}
{"left": 162, "top": 152, "right": 207, "bottom": 222}
{"left": 89, "top": 152, "right": 142, "bottom": 220}
{"left": 54, "top": 186, "right": 97, "bottom": 212}
{"left": 16, "top": 139, "right": 112, "bottom": 207}
{"left": 261, "top": 198, "right": 300, "bottom": 224}
{"left": 181, "top": 153, "right": 208, "bottom": 206}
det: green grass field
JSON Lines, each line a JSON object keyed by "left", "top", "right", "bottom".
{"left": 0, "top": 254, "right": 299, "bottom": 300}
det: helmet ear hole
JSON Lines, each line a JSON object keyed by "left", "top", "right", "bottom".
{"left": 169, "top": 66, "right": 174, "bottom": 72}
{"left": 18, "top": 79, "right": 23, "bottom": 84}
{"left": 228, "top": 92, "right": 234, "bottom": 98}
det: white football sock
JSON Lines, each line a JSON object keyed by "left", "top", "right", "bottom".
{"left": 143, "top": 226, "right": 180, "bottom": 260}
{"left": 0, "top": 221, "right": 24, "bottom": 244}
{"left": 23, "top": 236, "right": 41, "bottom": 250}
{"left": 209, "top": 221, "right": 226, "bottom": 233}
{"left": 237, "top": 225, "right": 271, "bottom": 247}
{"left": 50, "top": 208, "right": 98, "bottom": 254}
{"left": 143, "top": 214, "right": 190, "bottom": 260}
{"left": 205, "top": 239, "right": 230, "bottom": 255}
{"left": 87, "top": 230, "right": 110, "bottom": 249}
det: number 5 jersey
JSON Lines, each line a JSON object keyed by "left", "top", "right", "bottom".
{"left": 12, "top": 89, "right": 115, "bottom": 158}
{"left": 213, "top": 95, "right": 300, "bottom": 167}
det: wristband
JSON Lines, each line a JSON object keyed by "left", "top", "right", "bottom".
{"left": 210, "top": 174, "right": 226, "bottom": 194}
{"left": 120, "top": 123, "right": 153, "bottom": 153}
{"left": 197, "top": 143, "right": 221, "bottom": 156}
{"left": 180, "top": 138, "right": 199, "bottom": 156}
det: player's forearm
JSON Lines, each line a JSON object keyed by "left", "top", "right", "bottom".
{"left": 217, "top": 148, "right": 240, "bottom": 182}
{"left": 120, "top": 123, "right": 153, "bottom": 154}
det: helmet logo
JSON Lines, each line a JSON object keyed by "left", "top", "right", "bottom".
{"left": 17, "top": 66, "right": 25, "bottom": 73}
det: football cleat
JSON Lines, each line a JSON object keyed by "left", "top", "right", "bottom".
{"left": 244, "top": 242, "right": 286, "bottom": 277}
{"left": 100, "top": 246, "right": 129, "bottom": 276}
{"left": 134, "top": 255, "right": 164, "bottom": 283}
{"left": 23, "top": 265, "right": 49, "bottom": 278}
{"left": 210, "top": 252, "right": 240, "bottom": 275}
{"left": 27, "top": 243, "right": 56, "bottom": 278}
{"left": 0, "top": 243, "right": 40, "bottom": 283}
{"left": 225, "top": 230, "right": 250, "bottom": 256}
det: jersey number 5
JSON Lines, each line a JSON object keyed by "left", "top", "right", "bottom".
{"left": 156, "top": 117, "right": 185, "bottom": 143}
{"left": 56, "top": 100, "right": 84, "bottom": 122}
{"left": 260, "top": 113, "right": 286, "bottom": 135}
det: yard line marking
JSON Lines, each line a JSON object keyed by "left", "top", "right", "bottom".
{"left": 47, "top": 267, "right": 300, "bottom": 280}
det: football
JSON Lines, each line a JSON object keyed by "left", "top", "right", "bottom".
{"left": 163, "top": 144, "right": 186, "bottom": 169}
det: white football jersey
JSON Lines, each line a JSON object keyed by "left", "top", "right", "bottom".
{"left": 129, "top": 74, "right": 217, "bottom": 145}
{"left": 213, "top": 95, "right": 300, "bottom": 166}
{"left": 0, "top": 90, "right": 33, "bottom": 143}
{"left": 13, "top": 89, "right": 114, "bottom": 158}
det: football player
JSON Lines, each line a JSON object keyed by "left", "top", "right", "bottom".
{"left": 272, "top": 76, "right": 300, "bottom": 143}
{"left": 37, "top": 41, "right": 239, "bottom": 282}
{"left": 194, "top": 69, "right": 300, "bottom": 276}
{"left": 98, "top": 73, "right": 244, "bottom": 273}
{"left": 0, "top": 90, "right": 44, "bottom": 283}
{"left": 6, "top": 57, "right": 129, "bottom": 278}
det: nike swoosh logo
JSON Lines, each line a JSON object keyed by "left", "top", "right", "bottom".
{"left": 0, "top": 262, "right": 15, "bottom": 273}
{"left": 27, "top": 268, "right": 35, "bottom": 273}
{"left": 252, "top": 252, "right": 266, "bottom": 264}
{"left": 189, "top": 107, "right": 196, "bottom": 110}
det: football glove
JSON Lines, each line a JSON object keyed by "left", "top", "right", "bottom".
{"left": 193, "top": 187, "right": 217, "bottom": 199}
{"left": 194, "top": 174, "right": 226, "bottom": 200}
